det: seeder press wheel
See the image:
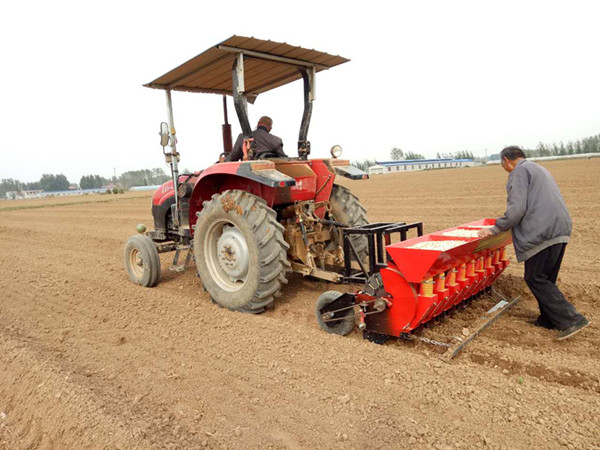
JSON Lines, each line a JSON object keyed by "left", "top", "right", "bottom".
{"left": 315, "top": 291, "right": 355, "bottom": 336}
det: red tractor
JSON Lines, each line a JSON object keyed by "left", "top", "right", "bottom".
{"left": 124, "top": 36, "right": 372, "bottom": 313}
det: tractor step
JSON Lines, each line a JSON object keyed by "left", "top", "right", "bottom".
{"left": 170, "top": 244, "right": 193, "bottom": 272}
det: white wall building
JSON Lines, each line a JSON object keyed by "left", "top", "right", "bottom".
{"left": 368, "top": 158, "right": 478, "bottom": 175}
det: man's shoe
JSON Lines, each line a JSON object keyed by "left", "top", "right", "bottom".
{"left": 533, "top": 316, "right": 556, "bottom": 330}
{"left": 556, "top": 318, "right": 590, "bottom": 341}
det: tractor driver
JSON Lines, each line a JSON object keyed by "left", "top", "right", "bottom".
{"left": 226, "top": 116, "right": 287, "bottom": 161}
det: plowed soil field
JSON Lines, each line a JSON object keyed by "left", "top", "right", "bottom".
{"left": 1, "top": 159, "right": 598, "bottom": 450}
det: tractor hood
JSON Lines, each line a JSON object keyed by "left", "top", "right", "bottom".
{"left": 144, "top": 36, "right": 349, "bottom": 102}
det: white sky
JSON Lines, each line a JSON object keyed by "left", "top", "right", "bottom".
{"left": 1, "top": 0, "right": 598, "bottom": 183}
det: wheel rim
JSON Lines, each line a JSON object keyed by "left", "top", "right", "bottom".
{"left": 204, "top": 219, "right": 250, "bottom": 292}
{"left": 129, "top": 248, "right": 144, "bottom": 279}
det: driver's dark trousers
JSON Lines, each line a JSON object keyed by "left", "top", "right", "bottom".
{"left": 523, "top": 243, "right": 585, "bottom": 331}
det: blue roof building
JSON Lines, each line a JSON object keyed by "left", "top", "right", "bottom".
{"left": 369, "top": 158, "right": 478, "bottom": 175}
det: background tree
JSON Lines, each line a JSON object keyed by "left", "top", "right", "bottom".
{"left": 351, "top": 159, "right": 377, "bottom": 171}
{"left": 118, "top": 168, "right": 170, "bottom": 189}
{"left": 24, "top": 181, "right": 41, "bottom": 190}
{"left": 454, "top": 150, "right": 474, "bottom": 159}
{"left": 404, "top": 151, "right": 425, "bottom": 160}
{"left": 534, "top": 133, "right": 600, "bottom": 157}
{"left": 536, "top": 142, "right": 547, "bottom": 156}
{"left": 39, "top": 174, "right": 70, "bottom": 192}
{"left": 390, "top": 147, "right": 404, "bottom": 160}
{"left": 559, "top": 142, "right": 567, "bottom": 156}
{"left": 0, "top": 178, "right": 23, "bottom": 198}
{"left": 80, "top": 174, "right": 107, "bottom": 189}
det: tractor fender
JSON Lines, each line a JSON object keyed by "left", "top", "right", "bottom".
{"left": 151, "top": 173, "right": 201, "bottom": 207}
{"left": 152, "top": 180, "right": 176, "bottom": 207}
{"left": 327, "top": 159, "right": 369, "bottom": 180}
{"left": 151, "top": 195, "right": 174, "bottom": 232}
{"left": 189, "top": 161, "right": 295, "bottom": 233}
{"left": 151, "top": 173, "right": 201, "bottom": 233}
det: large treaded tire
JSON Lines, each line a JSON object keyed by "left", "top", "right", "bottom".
{"left": 329, "top": 184, "right": 369, "bottom": 261}
{"left": 194, "top": 190, "right": 290, "bottom": 313}
{"left": 124, "top": 235, "right": 161, "bottom": 287}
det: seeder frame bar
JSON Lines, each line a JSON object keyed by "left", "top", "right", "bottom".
{"left": 441, "top": 291, "right": 521, "bottom": 361}
{"left": 342, "top": 222, "right": 423, "bottom": 282}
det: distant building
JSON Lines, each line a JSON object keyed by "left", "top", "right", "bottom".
{"left": 4, "top": 188, "right": 107, "bottom": 200}
{"left": 368, "top": 158, "right": 479, "bottom": 176}
{"left": 129, "top": 185, "right": 162, "bottom": 191}
{"left": 5, "top": 189, "right": 44, "bottom": 199}
{"left": 37, "top": 188, "right": 106, "bottom": 197}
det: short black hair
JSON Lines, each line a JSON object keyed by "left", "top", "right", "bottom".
{"left": 257, "top": 116, "right": 273, "bottom": 128}
{"left": 500, "top": 146, "right": 526, "bottom": 161}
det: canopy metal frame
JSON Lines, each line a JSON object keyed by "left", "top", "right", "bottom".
{"left": 228, "top": 48, "right": 317, "bottom": 159}
{"left": 147, "top": 36, "right": 347, "bottom": 160}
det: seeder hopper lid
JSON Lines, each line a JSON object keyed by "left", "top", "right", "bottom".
{"left": 385, "top": 219, "right": 512, "bottom": 283}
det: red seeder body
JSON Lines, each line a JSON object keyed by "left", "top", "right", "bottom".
{"left": 365, "top": 219, "right": 511, "bottom": 337}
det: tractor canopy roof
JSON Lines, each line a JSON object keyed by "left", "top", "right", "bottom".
{"left": 144, "top": 36, "right": 349, "bottom": 102}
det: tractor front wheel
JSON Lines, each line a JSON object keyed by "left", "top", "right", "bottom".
{"left": 194, "top": 190, "right": 290, "bottom": 313}
{"left": 124, "top": 235, "right": 161, "bottom": 287}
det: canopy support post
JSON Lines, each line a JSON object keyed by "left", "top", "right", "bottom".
{"left": 222, "top": 95, "right": 232, "bottom": 154}
{"left": 165, "top": 89, "right": 180, "bottom": 230}
{"left": 298, "top": 66, "right": 315, "bottom": 160}
{"left": 232, "top": 53, "right": 252, "bottom": 138}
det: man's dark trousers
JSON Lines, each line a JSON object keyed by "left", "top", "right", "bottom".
{"left": 524, "top": 243, "right": 584, "bottom": 330}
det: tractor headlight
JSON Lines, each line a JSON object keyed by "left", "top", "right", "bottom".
{"left": 330, "top": 145, "right": 342, "bottom": 159}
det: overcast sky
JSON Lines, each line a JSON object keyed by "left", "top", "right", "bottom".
{"left": 1, "top": 0, "right": 598, "bottom": 183}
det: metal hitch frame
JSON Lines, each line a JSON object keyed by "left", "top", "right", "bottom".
{"left": 342, "top": 222, "right": 423, "bottom": 283}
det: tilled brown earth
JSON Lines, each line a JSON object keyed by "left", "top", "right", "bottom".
{"left": 1, "top": 159, "right": 598, "bottom": 449}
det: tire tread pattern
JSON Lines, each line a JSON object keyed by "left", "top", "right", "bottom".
{"left": 329, "top": 185, "right": 369, "bottom": 260}
{"left": 195, "top": 190, "right": 290, "bottom": 313}
{"left": 124, "top": 235, "right": 161, "bottom": 288}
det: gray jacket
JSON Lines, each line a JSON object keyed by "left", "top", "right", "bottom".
{"left": 228, "top": 127, "right": 286, "bottom": 161}
{"left": 490, "top": 159, "right": 571, "bottom": 262}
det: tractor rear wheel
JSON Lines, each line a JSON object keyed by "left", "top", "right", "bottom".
{"left": 124, "top": 235, "right": 161, "bottom": 287}
{"left": 194, "top": 190, "right": 290, "bottom": 313}
{"left": 329, "top": 185, "right": 369, "bottom": 261}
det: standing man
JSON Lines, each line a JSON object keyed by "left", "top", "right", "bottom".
{"left": 478, "top": 146, "right": 589, "bottom": 340}
{"left": 227, "top": 116, "right": 287, "bottom": 161}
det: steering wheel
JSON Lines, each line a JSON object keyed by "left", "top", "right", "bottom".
{"left": 257, "top": 151, "right": 280, "bottom": 160}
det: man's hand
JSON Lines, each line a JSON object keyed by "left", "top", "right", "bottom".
{"left": 478, "top": 227, "right": 494, "bottom": 238}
